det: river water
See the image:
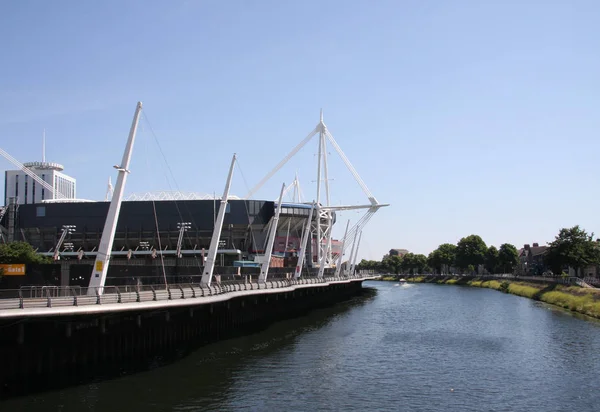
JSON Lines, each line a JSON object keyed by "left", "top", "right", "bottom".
{"left": 3, "top": 281, "right": 600, "bottom": 411}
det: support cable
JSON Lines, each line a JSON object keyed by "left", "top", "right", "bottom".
{"left": 245, "top": 126, "right": 319, "bottom": 199}
{"left": 325, "top": 130, "right": 377, "bottom": 204}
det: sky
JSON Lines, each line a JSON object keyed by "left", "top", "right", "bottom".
{"left": 1, "top": 0, "right": 599, "bottom": 261}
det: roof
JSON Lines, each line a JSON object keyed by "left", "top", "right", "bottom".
{"left": 519, "top": 246, "right": 547, "bottom": 258}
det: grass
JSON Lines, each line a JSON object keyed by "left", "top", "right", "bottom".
{"left": 507, "top": 283, "right": 543, "bottom": 299}
{"left": 541, "top": 289, "right": 600, "bottom": 319}
{"left": 406, "top": 275, "right": 600, "bottom": 320}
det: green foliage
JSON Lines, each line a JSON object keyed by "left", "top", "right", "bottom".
{"left": 0, "top": 241, "right": 50, "bottom": 265}
{"left": 400, "top": 253, "right": 428, "bottom": 274}
{"left": 484, "top": 246, "right": 499, "bottom": 274}
{"left": 498, "top": 243, "right": 519, "bottom": 273}
{"left": 428, "top": 243, "right": 456, "bottom": 274}
{"left": 455, "top": 235, "right": 487, "bottom": 270}
{"left": 544, "top": 226, "right": 600, "bottom": 275}
{"left": 357, "top": 259, "right": 383, "bottom": 271}
{"left": 382, "top": 255, "right": 402, "bottom": 274}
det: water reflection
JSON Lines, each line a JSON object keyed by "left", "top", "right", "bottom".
{"left": 4, "top": 283, "right": 600, "bottom": 412}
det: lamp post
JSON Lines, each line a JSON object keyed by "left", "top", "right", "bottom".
{"left": 176, "top": 222, "right": 191, "bottom": 258}
{"left": 53, "top": 225, "right": 76, "bottom": 261}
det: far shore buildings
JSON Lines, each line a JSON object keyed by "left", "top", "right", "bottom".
{"left": 518, "top": 241, "right": 599, "bottom": 279}
{"left": 389, "top": 248, "right": 409, "bottom": 257}
{"left": 518, "top": 243, "right": 547, "bottom": 275}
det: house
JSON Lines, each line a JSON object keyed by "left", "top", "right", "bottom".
{"left": 389, "top": 249, "right": 409, "bottom": 257}
{"left": 518, "top": 243, "right": 548, "bottom": 275}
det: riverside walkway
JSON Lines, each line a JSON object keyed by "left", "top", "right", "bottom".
{"left": 0, "top": 274, "right": 378, "bottom": 319}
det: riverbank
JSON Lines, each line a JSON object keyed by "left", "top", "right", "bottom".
{"left": 403, "top": 276, "right": 600, "bottom": 320}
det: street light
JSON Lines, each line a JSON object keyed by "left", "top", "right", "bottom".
{"left": 176, "top": 222, "right": 192, "bottom": 258}
{"left": 53, "top": 225, "right": 76, "bottom": 261}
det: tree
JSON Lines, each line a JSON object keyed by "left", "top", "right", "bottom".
{"left": 399, "top": 253, "right": 428, "bottom": 274}
{"left": 545, "top": 226, "right": 600, "bottom": 276}
{"left": 455, "top": 235, "right": 487, "bottom": 271}
{"left": 357, "top": 259, "right": 384, "bottom": 272}
{"left": 0, "top": 242, "right": 50, "bottom": 264}
{"left": 427, "top": 252, "right": 438, "bottom": 274}
{"left": 484, "top": 246, "right": 499, "bottom": 274}
{"left": 412, "top": 254, "right": 428, "bottom": 274}
{"left": 400, "top": 253, "right": 414, "bottom": 274}
{"left": 382, "top": 255, "right": 402, "bottom": 274}
{"left": 497, "top": 243, "right": 519, "bottom": 273}
{"left": 428, "top": 243, "right": 456, "bottom": 274}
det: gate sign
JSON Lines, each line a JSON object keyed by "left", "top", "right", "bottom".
{"left": 0, "top": 264, "right": 26, "bottom": 276}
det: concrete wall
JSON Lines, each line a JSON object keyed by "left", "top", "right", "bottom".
{"left": 0, "top": 280, "right": 364, "bottom": 398}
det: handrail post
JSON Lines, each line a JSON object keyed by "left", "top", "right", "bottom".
{"left": 46, "top": 287, "right": 52, "bottom": 308}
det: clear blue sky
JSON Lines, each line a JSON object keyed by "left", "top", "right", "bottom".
{"left": 1, "top": 0, "right": 599, "bottom": 261}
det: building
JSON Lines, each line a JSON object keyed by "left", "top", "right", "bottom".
{"left": 4, "top": 161, "right": 76, "bottom": 206}
{"left": 518, "top": 243, "right": 548, "bottom": 275}
{"left": 0, "top": 196, "right": 340, "bottom": 266}
{"left": 389, "top": 248, "right": 409, "bottom": 257}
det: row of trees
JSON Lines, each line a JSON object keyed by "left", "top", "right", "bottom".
{"left": 358, "top": 234, "right": 519, "bottom": 275}
{"left": 358, "top": 226, "right": 600, "bottom": 276}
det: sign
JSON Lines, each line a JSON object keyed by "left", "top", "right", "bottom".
{"left": 95, "top": 261, "right": 104, "bottom": 272}
{"left": 218, "top": 239, "right": 227, "bottom": 248}
{"left": 0, "top": 264, "right": 26, "bottom": 276}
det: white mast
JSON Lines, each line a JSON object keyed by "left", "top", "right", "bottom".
{"left": 315, "top": 110, "right": 334, "bottom": 272}
{"left": 294, "top": 201, "right": 315, "bottom": 278}
{"left": 258, "top": 182, "right": 286, "bottom": 283}
{"left": 244, "top": 109, "right": 389, "bottom": 276}
{"left": 200, "top": 154, "right": 236, "bottom": 287}
{"left": 87, "top": 102, "right": 143, "bottom": 294}
{"left": 349, "top": 231, "right": 363, "bottom": 276}
{"left": 346, "top": 227, "right": 360, "bottom": 276}
{"left": 334, "top": 219, "right": 350, "bottom": 277}
{"left": 316, "top": 110, "right": 323, "bottom": 268}
{"left": 105, "top": 177, "right": 114, "bottom": 201}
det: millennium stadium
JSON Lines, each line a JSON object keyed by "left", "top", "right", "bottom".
{"left": 0, "top": 107, "right": 387, "bottom": 289}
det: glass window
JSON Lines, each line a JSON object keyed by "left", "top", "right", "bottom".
{"left": 36, "top": 206, "right": 45, "bottom": 217}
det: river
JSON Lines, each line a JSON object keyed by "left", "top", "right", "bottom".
{"left": 2, "top": 281, "right": 600, "bottom": 411}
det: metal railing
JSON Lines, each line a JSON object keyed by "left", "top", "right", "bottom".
{"left": 0, "top": 274, "right": 372, "bottom": 311}
{"left": 406, "top": 273, "right": 598, "bottom": 288}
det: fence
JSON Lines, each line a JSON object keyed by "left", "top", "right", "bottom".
{"left": 0, "top": 274, "right": 372, "bottom": 311}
